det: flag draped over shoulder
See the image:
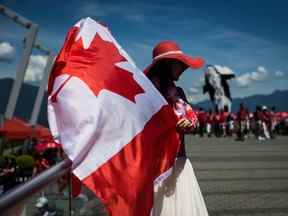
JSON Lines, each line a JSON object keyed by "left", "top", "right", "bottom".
{"left": 47, "top": 17, "right": 180, "bottom": 216}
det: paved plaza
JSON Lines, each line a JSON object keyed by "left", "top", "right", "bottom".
{"left": 187, "top": 135, "right": 288, "bottom": 216}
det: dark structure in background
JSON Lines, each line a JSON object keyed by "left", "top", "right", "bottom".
{"left": 203, "top": 65, "right": 235, "bottom": 112}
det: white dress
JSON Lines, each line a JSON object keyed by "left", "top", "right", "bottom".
{"left": 153, "top": 157, "right": 209, "bottom": 216}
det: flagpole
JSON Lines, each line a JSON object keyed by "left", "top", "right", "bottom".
{"left": 29, "top": 52, "right": 55, "bottom": 125}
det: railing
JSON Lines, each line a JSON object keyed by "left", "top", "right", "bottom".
{"left": 0, "top": 158, "right": 107, "bottom": 215}
{"left": 0, "top": 158, "right": 71, "bottom": 213}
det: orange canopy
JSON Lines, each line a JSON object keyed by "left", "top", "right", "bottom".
{"left": 0, "top": 118, "right": 53, "bottom": 141}
{"left": 34, "top": 124, "right": 54, "bottom": 141}
{"left": 0, "top": 117, "right": 33, "bottom": 140}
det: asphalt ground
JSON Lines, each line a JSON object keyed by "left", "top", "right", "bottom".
{"left": 187, "top": 135, "right": 288, "bottom": 216}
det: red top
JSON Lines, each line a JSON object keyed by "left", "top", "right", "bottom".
{"left": 213, "top": 113, "right": 221, "bottom": 124}
{"left": 197, "top": 111, "right": 207, "bottom": 124}
{"left": 262, "top": 111, "right": 270, "bottom": 123}
{"left": 207, "top": 113, "right": 214, "bottom": 124}
{"left": 220, "top": 111, "right": 229, "bottom": 123}
{"left": 255, "top": 110, "right": 263, "bottom": 121}
{"left": 238, "top": 109, "right": 247, "bottom": 121}
{"left": 269, "top": 111, "right": 276, "bottom": 122}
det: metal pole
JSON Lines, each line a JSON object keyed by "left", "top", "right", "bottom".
{"left": 4, "top": 24, "right": 39, "bottom": 119}
{"left": 0, "top": 5, "right": 34, "bottom": 29}
{"left": 0, "top": 5, "right": 42, "bottom": 154}
{"left": 0, "top": 159, "right": 71, "bottom": 212}
{"left": 29, "top": 53, "right": 55, "bottom": 125}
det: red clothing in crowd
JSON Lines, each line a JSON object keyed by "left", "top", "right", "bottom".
{"left": 197, "top": 111, "right": 207, "bottom": 124}
{"left": 220, "top": 111, "right": 229, "bottom": 123}
{"left": 262, "top": 111, "right": 270, "bottom": 124}
{"left": 207, "top": 113, "right": 214, "bottom": 124}
{"left": 213, "top": 113, "right": 221, "bottom": 124}
{"left": 270, "top": 111, "right": 276, "bottom": 123}
{"left": 238, "top": 109, "right": 247, "bottom": 121}
{"left": 254, "top": 110, "right": 263, "bottom": 121}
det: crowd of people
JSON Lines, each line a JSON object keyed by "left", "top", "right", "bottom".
{"left": 0, "top": 157, "right": 18, "bottom": 192}
{"left": 194, "top": 104, "right": 288, "bottom": 141}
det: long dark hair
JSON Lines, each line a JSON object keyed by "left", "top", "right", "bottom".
{"left": 147, "top": 59, "right": 177, "bottom": 96}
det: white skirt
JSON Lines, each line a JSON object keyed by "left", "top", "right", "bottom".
{"left": 153, "top": 158, "right": 209, "bottom": 216}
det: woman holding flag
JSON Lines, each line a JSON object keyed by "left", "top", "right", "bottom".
{"left": 47, "top": 17, "right": 208, "bottom": 215}
{"left": 144, "top": 41, "right": 209, "bottom": 216}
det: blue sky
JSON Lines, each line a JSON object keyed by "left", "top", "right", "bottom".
{"left": 0, "top": 0, "right": 288, "bottom": 103}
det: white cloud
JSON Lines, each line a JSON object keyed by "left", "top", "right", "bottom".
{"left": 214, "top": 65, "right": 235, "bottom": 76}
{"left": 24, "top": 55, "right": 47, "bottom": 82}
{"left": 235, "top": 66, "right": 268, "bottom": 87}
{"left": 0, "top": 42, "right": 15, "bottom": 61}
{"left": 188, "top": 87, "right": 199, "bottom": 94}
{"left": 275, "top": 70, "right": 284, "bottom": 77}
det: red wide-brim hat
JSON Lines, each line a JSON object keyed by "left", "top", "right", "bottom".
{"left": 144, "top": 40, "right": 205, "bottom": 75}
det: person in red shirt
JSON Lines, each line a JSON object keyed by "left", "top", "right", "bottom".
{"left": 237, "top": 103, "right": 248, "bottom": 141}
{"left": 254, "top": 105, "right": 264, "bottom": 140}
{"left": 197, "top": 108, "right": 207, "bottom": 137}
{"left": 206, "top": 109, "right": 213, "bottom": 137}
{"left": 269, "top": 106, "right": 277, "bottom": 138}
{"left": 227, "top": 112, "right": 235, "bottom": 136}
{"left": 242, "top": 108, "right": 252, "bottom": 138}
{"left": 220, "top": 106, "right": 229, "bottom": 137}
{"left": 214, "top": 109, "right": 221, "bottom": 137}
{"left": 261, "top": 106, "right": 271, "bottom": 139}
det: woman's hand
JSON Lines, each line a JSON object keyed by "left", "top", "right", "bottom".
{"left": 176, "top": 118, "right": 193, "bottom": 133}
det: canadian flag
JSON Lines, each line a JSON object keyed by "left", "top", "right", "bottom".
{"left": 48, "top": 17, "right": 180, "bottom": 215}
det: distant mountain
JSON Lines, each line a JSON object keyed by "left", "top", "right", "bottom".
{"left": 0, "top": 78, "right": 287, "bottom": 127}
{"left": 0, "top": 78, "right": 48, "bottom": 126}
{"left": 195, "top": 90, "right": 288, "bottom": 112}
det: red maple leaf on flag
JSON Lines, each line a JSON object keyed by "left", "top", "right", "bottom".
{"left": 49, "top": 26, "right": 144, "bottom": 103}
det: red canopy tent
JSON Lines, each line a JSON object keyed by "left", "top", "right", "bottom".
{"left": 34, "top": 124, "right": 54, "bottom": 141}
{"left": 0, "top": 118, "right": 54, "bottom": 141}
{"left": 275, "top": 112, "right": 288, "bottom": 120}
{"left": 0, "top": 117, "right": 33, "bottom": 140}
